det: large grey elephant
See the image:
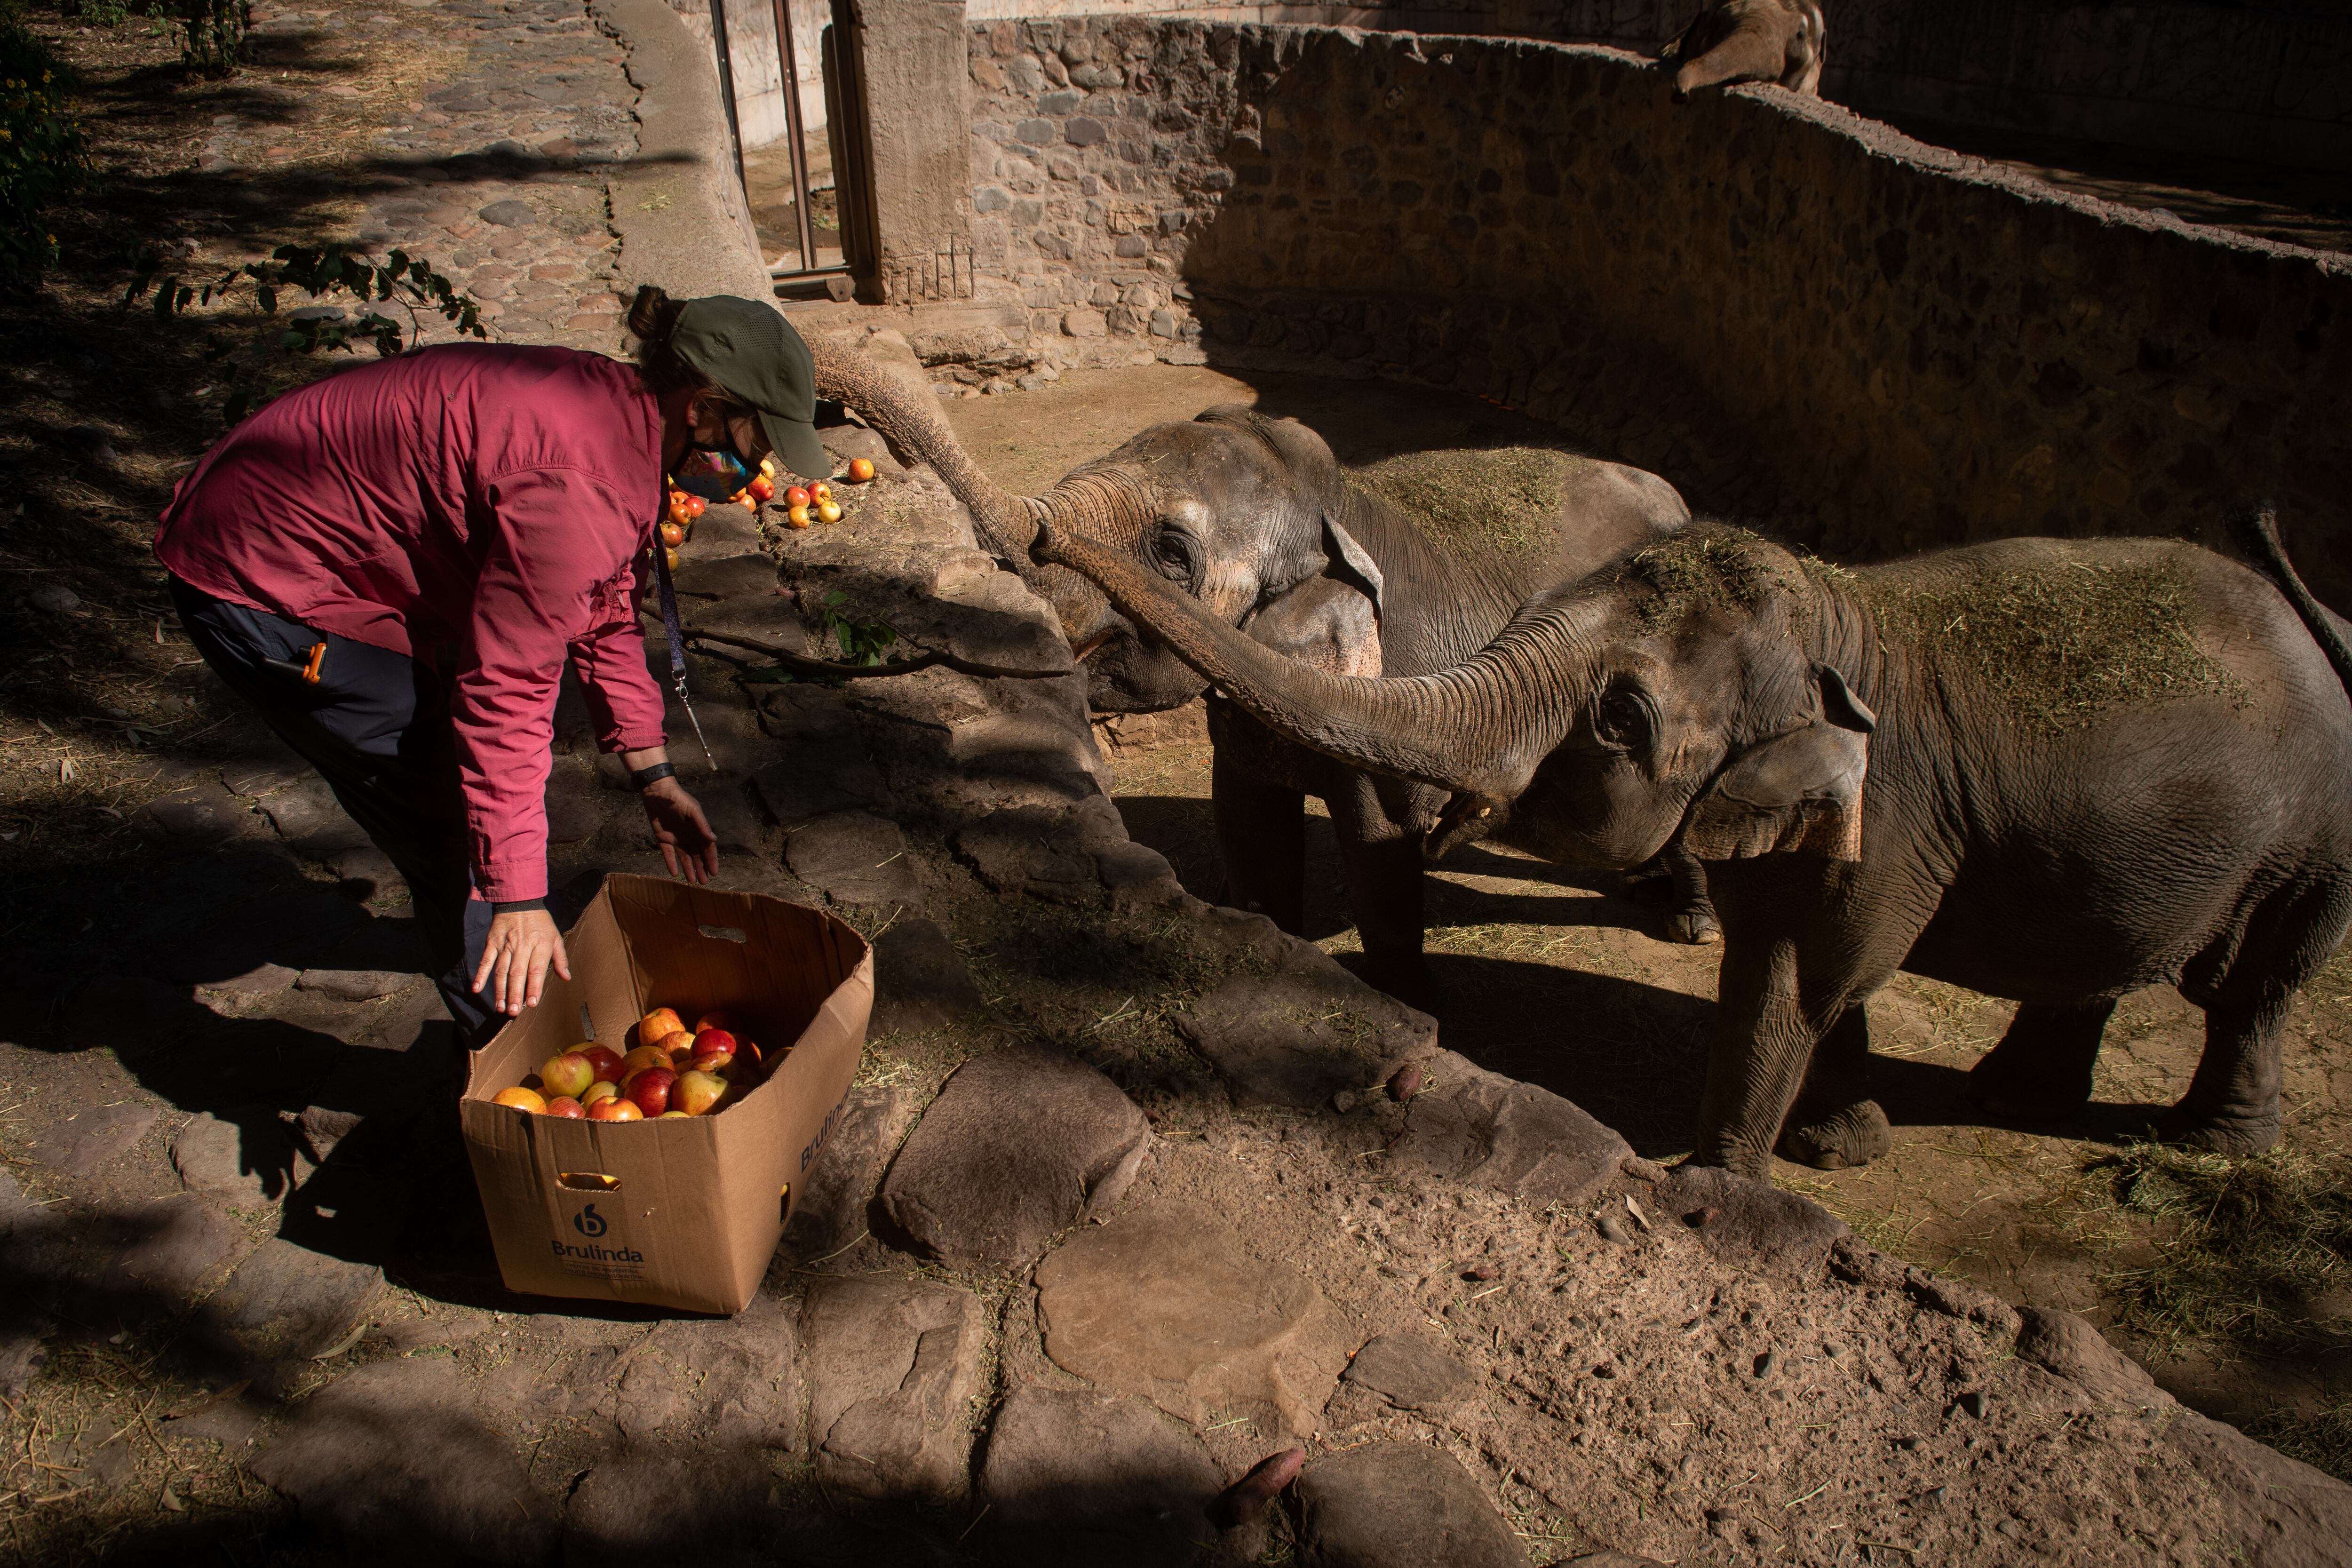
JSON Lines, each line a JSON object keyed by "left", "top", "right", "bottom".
{"left": 1033, "top": 509, "right": 2352, "bottom": 1177}
{"left": 806, "top": 339, "right": 1702, "bottom": 1002}
{"left": 1664, "top": 0, "right": 1826, "bottom": 100}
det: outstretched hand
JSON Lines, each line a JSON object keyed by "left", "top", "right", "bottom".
{"left": 474, "top": 908, "right": 572, "bottom": 1017}
{"left": 642, "top": 776, "right": 720, "bottom": 883}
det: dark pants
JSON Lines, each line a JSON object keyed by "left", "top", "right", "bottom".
{"left": 169, "top": 575, "right": 504, "bottom": 1044}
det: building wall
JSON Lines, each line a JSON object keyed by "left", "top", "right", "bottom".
{"left": 667, "top": 0, "right": 827, "bottom": 146}
{"left": 966, "top": 17, "right": 2352, "bottom": 606}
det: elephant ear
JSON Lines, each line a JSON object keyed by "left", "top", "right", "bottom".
{"left": 1681, "top": 665, "right": 1875, "bottom": 861}
{"left": 1239, "top": 516, "right": 1384, "bottom": 678}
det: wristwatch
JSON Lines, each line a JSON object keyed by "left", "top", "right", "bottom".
{"left": 628, "top": 761, "right": 678, "bottom": 791}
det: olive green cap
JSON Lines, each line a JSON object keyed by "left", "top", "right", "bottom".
{"left": 668, "top": 294, "right": 831, "bottom": 481}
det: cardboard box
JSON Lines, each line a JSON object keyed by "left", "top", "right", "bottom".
{"left": 460, "top": 874, "right": 872, "bottom": 1314}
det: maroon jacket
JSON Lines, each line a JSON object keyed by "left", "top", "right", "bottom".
{"left": 156, "top": 344, "right": 670, "bottom": 901}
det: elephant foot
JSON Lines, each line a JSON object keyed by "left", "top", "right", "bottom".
{"left": 2154, "top": 1103, "right": 2281, "bottom": 1158}
{"left": 1776, "top": 1100, "right": 1892, "bottom": 1170}
{"left": 1966, "top": 1052, "right": 2093, "bottom": 1122}
{"left": 1663, "top": 903, "right": 1722, "bottom": 946}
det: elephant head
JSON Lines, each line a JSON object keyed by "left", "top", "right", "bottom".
{"left": 1664, "top": 0, "right": 1826, "bottom": 100}
{"left": 1032, "top": 520, "right": 1875, "bottom": 872}
{"left": 809, "top": 336, "right": 1385, "bottom": 713}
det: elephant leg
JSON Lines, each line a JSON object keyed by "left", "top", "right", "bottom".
{"left": 1776, "top": 1005, "right": 1891, "bottom": 1170}
{"left": 1211, "top": 754, "right": 1305, "bottom": 935}
{"left": 2160, "top": 882, "right": 2347, "bottom": 1155}
{"left": 1330, "top": 773, "right": 1434, "bottom": 1009}
{"left": 2161, "top": 996, "right": 2286, "bottom": 1156}
{"left": 1968, "top": 999, "right": 2115, "bottom": 1121}
{"left": 1660, "top": 838, "right": 1720, "bottom": 946}
{"left": 1691, "top": 934, "right": 1827, "bottom": 1179}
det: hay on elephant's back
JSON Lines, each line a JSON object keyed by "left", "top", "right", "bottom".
{"left": 1347, "top": 447, "right": 1597, "bottom": 558}
{"left": 1832, "top": 554, "right": 2240, "bottom": 729}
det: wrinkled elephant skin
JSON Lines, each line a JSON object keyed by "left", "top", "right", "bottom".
{"left": 1037, "top": 517, "right": 2352, "bottom": 1179}
{"left": 1667, "top": 0, "right": 1825, "bottom": 100}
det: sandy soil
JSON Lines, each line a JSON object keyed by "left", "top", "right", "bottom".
{"left": 946, "top": 365, "right": 2352, "bottom": 1438}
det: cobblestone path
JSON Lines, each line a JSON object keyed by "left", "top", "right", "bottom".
{"left": 193, "top": 0, "right": 636, "bottom": 352}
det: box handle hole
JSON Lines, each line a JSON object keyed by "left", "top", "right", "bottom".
{"left": 698, "top": 924, "right": 748, "bottom": 943}
{"left": 557, "top": 1172, "right": 621, "bottom": 1192}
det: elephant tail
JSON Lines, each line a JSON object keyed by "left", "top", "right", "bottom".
{"left": 2237, "top": 500, "right": 2352, "bottom": 701}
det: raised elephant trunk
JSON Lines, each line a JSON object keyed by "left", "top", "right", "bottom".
{"left": 1033, "top": 521, "right": 1601, "bottom": 802}
{"left": 804, "top": 334, "right": 1046, "bottom": 563}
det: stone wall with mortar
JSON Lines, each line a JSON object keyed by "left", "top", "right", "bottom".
{"left": 966, "top": 17, "right": 2352, "bottom": 608}
{"left": 968, "top": 0, "right": 2352, "bottom": 173}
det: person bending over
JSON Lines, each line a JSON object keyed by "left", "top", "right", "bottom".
{"left": 154, "top": 287, "right": 828, "bottom": 1041}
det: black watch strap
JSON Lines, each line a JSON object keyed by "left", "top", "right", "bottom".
{"left": 491, "top": 898, "right": 547, "bottom": 915}
{"left": 629, "top": 761, "right": 678, "bottom": 791}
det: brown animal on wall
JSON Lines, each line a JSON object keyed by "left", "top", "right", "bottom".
{"left": 1665, "top": 0, "right": 1826, "bottom": 100}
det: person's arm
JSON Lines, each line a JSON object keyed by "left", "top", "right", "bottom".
{"left": 455, "top": 470, "right": 644, "bottom": 1016}
{"left": 570, "top": 551, "right": 717, "bottom": 885}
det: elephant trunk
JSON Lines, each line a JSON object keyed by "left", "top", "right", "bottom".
{"left": 805, "top": 334, "right": 1043, "bottom": 562}
{"left": 1033, "top": 521, "right": 1601, "bottom": 802}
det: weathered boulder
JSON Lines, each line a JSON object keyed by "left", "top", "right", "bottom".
{"left": 775, "top": 1087, "right": 915, "bottom": 1269}
{"left": 27, "top": 1103, "right": 159, "bottom": 1179}
{"left": 755, "top": 739, "right": 890, "bottom": 826}
{"left": 1178, "top": 948, "right": 1435, "bottom": 1109}
{"left": 801, "top": 1274, "right": 986, "bottom": 1501}
{"left": 1400, "top": 1050, "right": 1629, "bottom": 1209}
{"left": 1294, "top": 1441, "right": 1522, "bottom": 1568}
{"left": 1339, "top": 1332, "right": 1479, "bottom": 1415}
{"left": 252, "top": 1356, "right": 559, "bottom": 1564}
{"left": 197, "top": 1237, "right": 383, "bottom": 1367}
{"left": 1033, "top": 1197, "right": 1352, "bottom": 1437}
{"left": 595, "top": 1296, "right": 798, "bottom": 1447}
{"left": 977, "top": 1385, "right": 1224, "bottom": 1568}
{"left": 879, "top": 1045, "right": 1150, "bottom": 1268}
{"left": 955, "top": 800, "right": 1113, "bottom": 904}
{"left": 96, "top": 1194, "right": 251, "bottom": 1311}
{"left": 786, "top": 810, "right": 922, "bottom": 907}
{"left": 869, "top": 918, "right": 983, "bottom": 1034}
{"left": 1652, "top": 1162, "right": 1848, "bottom": 1280}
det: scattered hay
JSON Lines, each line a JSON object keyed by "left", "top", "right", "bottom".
{"left": 2243, "top": 1398, "right": 2352, "bottom": 1484}
{"left": 1346, "top": 446, "right": 1595, "bottom": 558}
{"left": 2087, "top": 1143, "right": 2352, "bottom": 1356}
{"left": 1837, "top": 554, "right": 2237, "bottom": 730}
{"left": 1620, "top": 528, "right": 1804, "bottom": 634}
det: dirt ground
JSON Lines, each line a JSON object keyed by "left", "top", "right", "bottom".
{"left": 946, "top": 364, "right": 2352, "bottom": 1444}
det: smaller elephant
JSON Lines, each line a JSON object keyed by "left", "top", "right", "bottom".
{"left": 1664, "top": 0, "right": 1825, "bottom": 100}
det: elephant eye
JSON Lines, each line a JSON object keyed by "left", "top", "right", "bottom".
{"left": 1150, "top": 526, "right": 1200, "bottom": 586}
{"left": 1595, "top": 687, "right": 1648, "bottom": 749}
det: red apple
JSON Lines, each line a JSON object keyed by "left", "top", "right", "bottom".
{"left": 684, "top": 494, "right": 706, "bottom": 517}
{"left": 672, "top": 1069, "right": 728, "bottom": 1116}
{"left": 809, "top": 481, "right": 833, "bottom": 504}
{"left": 587, "top": 1097, "right": 642, "bottom": 1122}
{"left": 493, "top": 1086, "right": 546, "bottom": 1114}
{"left": 846, "top": 457, "right": 876, "bottom": 483}
{"left": 637, "top": 1007, "right": 684, "bottom": 1047}
{"left": 624, "top": 1067, "right": 676, "bottom": 1117}
{"left": 694, "top": 1010, "right": 740, "bottom": 1034}
{"left": 656, "top": 1028, "right": 697, "bottom": 1064}
{"left": 540, "top": 1052, "right": 596, "bottom": 1100}
{"left": 543, "top": 1096, "right": 586, "bottom": 1119}
{"left": 783, "top": 485, "right": 810, "bottom": 509}
{"left": 577, "top": 1045, "right": 625, "bottom": 1083}
{"left": 580, "top": 1081, "right": 620, "bottom": 1108}
{"left": 748, "top": 475, "right": 774, "bottom": 501}
{"left": 620, "top": 1044, "right": 670, "bottom": 1078}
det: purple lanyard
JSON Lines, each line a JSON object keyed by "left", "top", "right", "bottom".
{"left": 651, "top": 538, "right": 715, "bottom": 770}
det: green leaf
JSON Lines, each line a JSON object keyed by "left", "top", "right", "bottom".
{"left": 254, "top": 283, "right": 276, "bottom": 314}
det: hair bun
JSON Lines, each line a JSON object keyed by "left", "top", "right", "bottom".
{"left": 626, "top": 284, "right": 681, "bottom": 345}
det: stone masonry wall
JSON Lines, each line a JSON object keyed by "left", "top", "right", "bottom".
{"left": 973, "top": 1, "right": 2352, "bottom": 173}
{"left": 967, "top": 17, "right": 2352, "bottom": 609}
